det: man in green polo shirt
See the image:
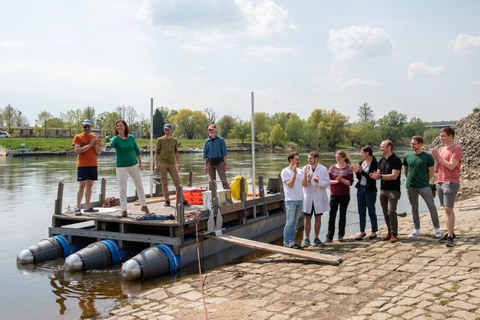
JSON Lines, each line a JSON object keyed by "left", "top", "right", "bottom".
{"left": 403, "top": 135, "right": 441, "bottom": 239}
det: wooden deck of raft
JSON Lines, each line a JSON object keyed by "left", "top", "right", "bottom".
{"left": 51, "top": 177, "right": 342, "bottom": 265}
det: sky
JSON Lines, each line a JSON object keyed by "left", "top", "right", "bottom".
{"left": 1, "top": 0, "right": 479, "bottom": 125}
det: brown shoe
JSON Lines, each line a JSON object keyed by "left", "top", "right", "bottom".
{"left": 141, "top": 206, "right": 150, "bottom": 214}
{"left": 390, "top": 235, "right": 398, "bottom": 243}
{"left": 382, "top": 234, "right": 391, "bottom": 241}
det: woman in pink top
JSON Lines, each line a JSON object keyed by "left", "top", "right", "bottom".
{"left": 325, "top": 151, "right": 354, "bottom": 242}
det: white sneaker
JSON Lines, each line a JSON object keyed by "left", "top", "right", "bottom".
{"left": 434, "top": 229, "right": 443, "bottom": 238}
{"left": 408, "top": 229, "right": 421, "bottom": 238}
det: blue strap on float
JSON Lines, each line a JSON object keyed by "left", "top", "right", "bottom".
{"left": 102, "top": 240, "right": 125, "bottom": 265}
{"left": 156, "top": 244, "right": 180, "bottom": 272}
{"left": 54, "top": 235, "right": 74, "bottom": 257}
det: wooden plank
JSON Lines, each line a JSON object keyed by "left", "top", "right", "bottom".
{"left": 221, "top": 202, "right": 245, "bottom": 213}
{"left": 94, "top": 215, "right": 181, "bottom": 226}
{"left": 245, "top": 198, "right": 265, "bottom": 206}
{"left": 49, "top": 227, "right": 182, "bottom": 245}
{"left": 135, "top": 195, "right": 176, "bottom": 205}
{"left": 203, "top": 234, "right": 342, "bottom": 265}
{"left": 263, "top": 193, "right": 284, "bottom": 204}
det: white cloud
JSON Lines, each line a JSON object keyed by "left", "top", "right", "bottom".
{"left": 407, "top": 62, "right": 446, "bottom": 80}
{"left": 328, "top": 26, "right": 393, "bottom": 61}
{"left": 453, "top": 33, "right": 480, "bottom": 53}
{"left": 137, "top": 0, "right": 241, "bottom": 30}
{"left": 472, "top": 80, "right": 480, "bottom": 87}
{"left": 236, "top": 0, "right": 296, "bottom": 36}
{"left": 245, "top": 45, "right": 301, "bottom": 60}
{"left": 182, "top": 44, "right": 209, "bottom": 53}
{"left": 318, "top": 65, "right": 381, "bottom": 91}
{"left": 339, "top": 78, "right": 381, "bottom": 89}
{"left": 138, "top": 0, "right": 295, "bottom": 38}
{"left": 0, "top": 41, "right": 29, "bottom": 49}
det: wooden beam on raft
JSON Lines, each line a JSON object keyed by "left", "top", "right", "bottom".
{"left": 99, "top": 178, "right": 106, "bottom": 205}
{"left": 202, "top": 234, "right": 342, "bottom": 266}
{"left": 54, "top": 181, "right": 64, "bottom": 215}
{"left": 147, "top": 195, "right": 176, "bottom": 204}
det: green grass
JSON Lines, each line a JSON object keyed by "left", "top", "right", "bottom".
{"left": 0, "top": 138, "right": 74, "bottom": 152}
{"left": 439, "top": 299, "right": 453, "bottom": 306}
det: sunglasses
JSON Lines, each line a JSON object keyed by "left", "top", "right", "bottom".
{"left": 83, "top": 126, "right": 91, "bottom": 129}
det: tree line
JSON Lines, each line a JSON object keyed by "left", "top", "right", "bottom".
{"left": 0, "top": 103, "right": 460, "bottom": 148}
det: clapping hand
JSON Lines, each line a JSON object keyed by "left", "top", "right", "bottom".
{"left": 307, "top": 173, "right": 313, "bottom": 182}
{"left": 90, "top": 135, "right": 99, "bottom": 146}
{"left": 370, "top": 169, "right": 381, "bottom": 180}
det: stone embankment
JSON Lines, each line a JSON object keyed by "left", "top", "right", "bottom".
{"left": 106, "top": 194, "right": 480, "bottom": 320}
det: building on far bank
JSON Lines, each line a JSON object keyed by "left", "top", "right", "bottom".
{"left": 0, "top": 126, "right": 100, "bottom": 138}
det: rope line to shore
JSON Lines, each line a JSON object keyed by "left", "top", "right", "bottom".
{"left": 195, "top": 212, "right": 209, "bottom": 320}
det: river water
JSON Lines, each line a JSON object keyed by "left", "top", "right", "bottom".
{"left": 0, "top": 149, "right": 429, "bottom": 319}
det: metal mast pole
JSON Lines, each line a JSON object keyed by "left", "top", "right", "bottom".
{"left": 150, "top": 98, "right": 154, "bottom": 197}
{"left": 251, "top": 92, "right": 256, "bottom": 200}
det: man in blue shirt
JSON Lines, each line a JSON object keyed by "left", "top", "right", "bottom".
{"left": 203, "top": 124, "right": 229, "bottom": 189}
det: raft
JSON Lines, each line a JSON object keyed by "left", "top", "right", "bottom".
{"left": 16, "top": 177, "right": 287, "bottom": 280}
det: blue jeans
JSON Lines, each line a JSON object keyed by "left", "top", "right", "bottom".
{"left": 284, "top": 200, "right": 303, "bottom": 246}
{"left": 357, "top": 186, "right": 378, "bottom": 233}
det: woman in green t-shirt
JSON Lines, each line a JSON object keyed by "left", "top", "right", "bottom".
{"left": 109, "top": 119, "right": 150, "bottom": 217}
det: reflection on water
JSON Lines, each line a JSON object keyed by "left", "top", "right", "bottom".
{"left": 16, "top": 261, "right": 122, "bottom": 319}
{"left": 1, "top": 149, "right": 426, "bottom": 319}
{"left": 15, "top": 255, "right": 188, "bottom": 319}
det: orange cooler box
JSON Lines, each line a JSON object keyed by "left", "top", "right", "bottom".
{"left": 183, "top": 187, "right": 207, "bottom": 205}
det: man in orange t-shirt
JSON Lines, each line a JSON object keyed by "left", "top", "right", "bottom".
{"left": 72, "top": 119, "right": 102, "bottom": 215}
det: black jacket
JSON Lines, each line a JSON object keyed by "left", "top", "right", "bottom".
{"left": 354, "top": 157, "right": 378, "bottom": 192}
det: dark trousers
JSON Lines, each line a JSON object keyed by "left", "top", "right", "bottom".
{"left": 207, "top": 159, "right": 230, "bottom": 190}
{"left": 357, "top": 186, "right": 378, "bottom": 233}
{"left": 326, "top": 194, "right": 350, "bottom": 240}
{"left": 380, "top": 190, "right": 400, "bottom": 237}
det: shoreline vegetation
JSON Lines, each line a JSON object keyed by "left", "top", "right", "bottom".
{"left": 0, "top": 137, "right": 366, "bottom": 155}
{"left": 0, "top": 137, "right": 223, "bottom": 154}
